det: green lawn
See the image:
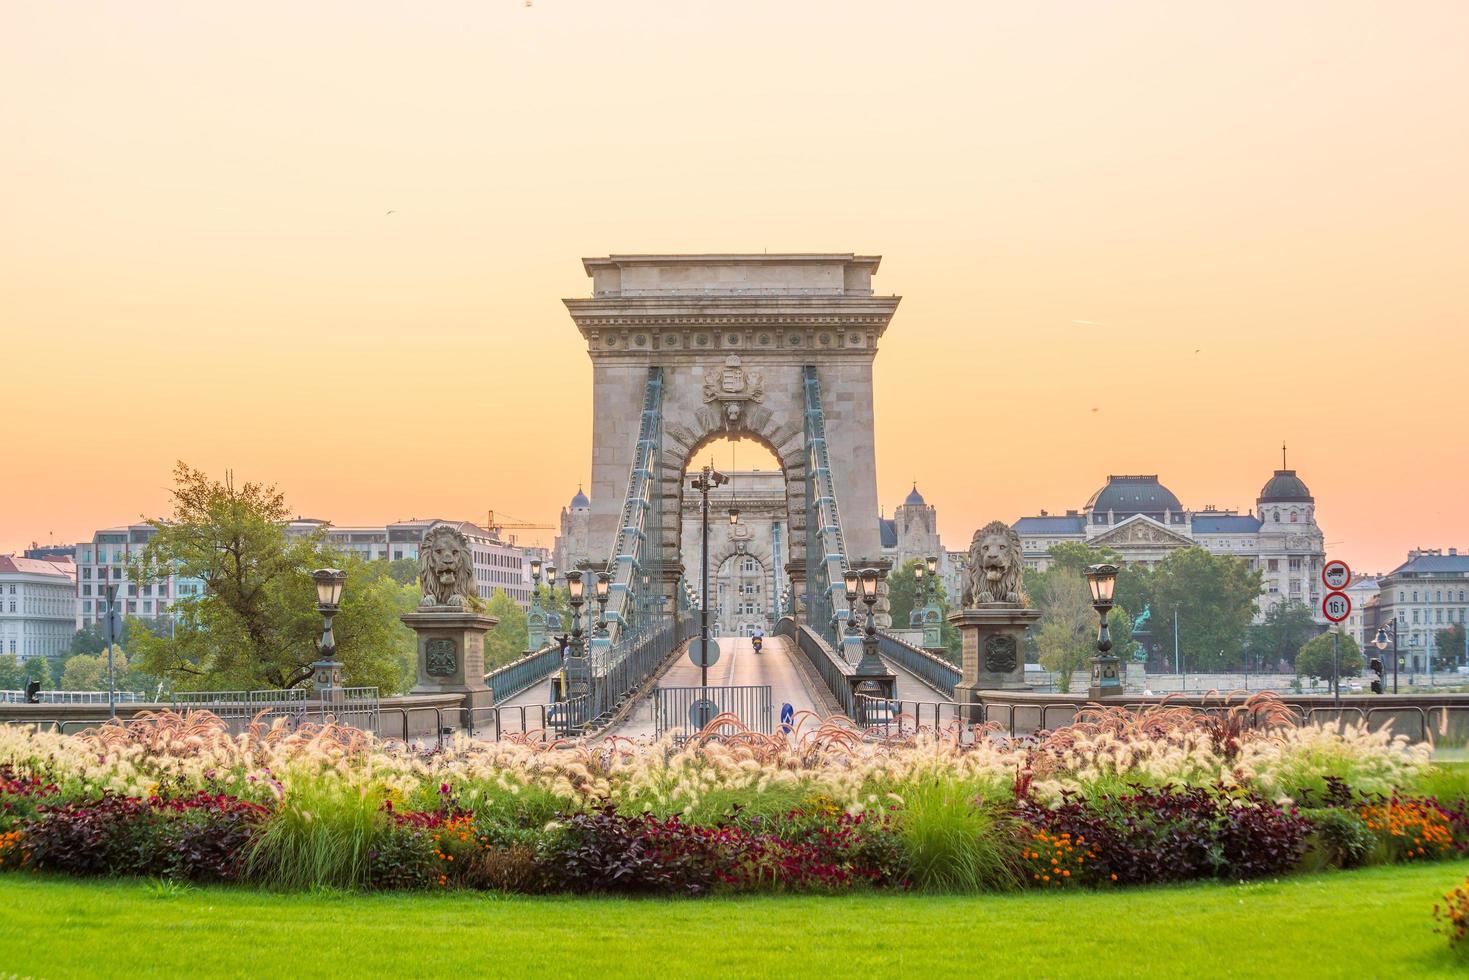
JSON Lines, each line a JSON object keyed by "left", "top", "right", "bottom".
{"left": 0, "top": 862, "right": 1466, "bottom": 978}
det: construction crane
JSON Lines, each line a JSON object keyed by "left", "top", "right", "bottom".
{"left": 485, "top": 509, "right": 554, "bottom": 539}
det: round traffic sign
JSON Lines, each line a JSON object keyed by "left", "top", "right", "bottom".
{"left": 690, "top": 638, "right": 721, "bottom": 668}
{"left": 1322, "top": 590, "right": 1351, "bottom": 623}
{"left": 1322, "top": 559, "right": 1352, "bottom": 592}
{"left": 689, "top": 698, "right": 720, "bottom": 730}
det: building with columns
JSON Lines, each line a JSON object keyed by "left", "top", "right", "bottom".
{"left": 1013, "top": 459, "right": 1328, "bottom": 623}
{"left": 0, "top": 555, "right": 77, "bottom": 661}
{"left": 1375, "top": 549, "right": 1469, "bottom": 672}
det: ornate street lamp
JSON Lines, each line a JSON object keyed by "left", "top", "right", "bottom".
{"left": 1373, "top": 618, "right": 1399, "bottom": 694}
{"left": 566, "top": 571, "right": 585, "bottom": 657}
{"left": 851, "top": 566, "right": 896, "bottom": 720}
{"left": 1085, "top": 563, "right": 1121, "bottom": 699}
{"left": 310, "top": 568, "right": 348, "bottom": 699}
{"left": 527, "top": 559, "right": 547, "bottom": 651}
{"left": 690, "top": 464, "right": 728, "bottom": 687}
{"left": 841, "top": 568, "right": 862, "bottom": 660}
{"left": 729, "top": 507, "right": 741, "bottom": 525}
{"left": 595, "top": 570, "right": 611, "bottom": 637}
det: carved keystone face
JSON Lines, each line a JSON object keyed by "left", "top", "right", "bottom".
{"left": 430, "top": 538, "right": 462, "bottom": 582}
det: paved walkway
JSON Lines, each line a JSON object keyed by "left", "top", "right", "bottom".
{"left": 609, "top": 634, "right": 823, "bottom": 740}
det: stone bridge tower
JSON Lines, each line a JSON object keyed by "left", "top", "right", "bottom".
{"left": 564, "top": 254, "right": 901, "bottom": 618}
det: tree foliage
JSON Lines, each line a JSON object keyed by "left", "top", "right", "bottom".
{"left": 886, "top": 557, "right": 960, "bottom": 661}
{"left": 128, "top": 463, "right": 414, "bottom": 693}
{"left": 1436, "top": 624, "right": 1468, "bottom": 669}
{"left": 0, "top": 654, "right": 24, "bottom": 690}
{"left": 1033, "top": 573, "right": 1095, "bottom": 693}
{"left": 483, "top": 591, "right": 529, "bottom": 669}
{"left": 1146, "top": 548, "right": 1261, "bottom": 671}
{"left": 1247, "top": 601, "right": 1317, "bottom": 669}
{"left": 1295, "top": 630, "right": 1363, "bottom": 681}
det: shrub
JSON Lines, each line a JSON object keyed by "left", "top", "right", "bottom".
{"left": 0, "top": 765, "right": 56, "bottom": 832}
{"left": 1021, "top": 829, "right": 1096, "bottom": 888}
{"left": 367, "top": 822, "right": 437, "bottom": 891}
{"left": 25, "top": 792, "right": 265, "bottom": 881}
{"left": 1360, "top": 796, "right": 1469, "bottom": 863}
{"left": 1302, "top": 807, "right": 1376, "bottom": 870}
{"left": 1019, "top": 786, "right": 1309, "bottom": 885}
{"left": 895, "top": 782, "right": 1021, "bottom": 892}
{"left": 1434, "top": 875, "right": 1469, "bottom": 956}
{"left": 536, "top": 807, "right": 719, "bottom": 896}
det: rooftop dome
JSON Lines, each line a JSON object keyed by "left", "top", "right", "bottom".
{"left": 1258, "top": 470, "right": 1313, "bottom": 504}
{"left": 569, "top": 486, "right": 590, "bottom": 509}
{"left": 903, "top": 483, "right": 926, "bottom": 507}
{"left": 1084, "top": 475, "right": 1183, "bottom": 517}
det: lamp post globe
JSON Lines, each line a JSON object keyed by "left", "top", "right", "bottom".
{"left": 1083, "top": 563, "right": 1122, "bottom": 699}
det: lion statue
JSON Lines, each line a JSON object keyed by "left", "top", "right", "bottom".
{"left": 962, "top": 520, "right": 1026, "bottom": 607}
{"left": 418, "top": 524, "right": 475, "bottom": 607}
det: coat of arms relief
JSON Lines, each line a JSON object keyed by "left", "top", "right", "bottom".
{"left": 704, "top": 355, "right": 764, "bottom": 426}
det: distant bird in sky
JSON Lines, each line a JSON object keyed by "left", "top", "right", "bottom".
{"left": 1090, "top": 407, "right": 1099, "bottom": 413}
{"left": 1194, "top": 348, "right": 1201, "bottom": 354}
{"left": 385, "top": 210, "right": 397, "bottom": 215}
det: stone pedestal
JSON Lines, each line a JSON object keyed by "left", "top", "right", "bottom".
{"left": 949, "top": 605, "right": 1041, "bottom": 704}
{"left": 401, "top": 609, "right": 499, "bottom": 717}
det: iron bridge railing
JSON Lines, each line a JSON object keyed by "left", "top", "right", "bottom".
{"left": 875, "top": 629, "right": 961, "bottom": 698}
{"left": 486, "top": 644, "right": 563, "bottom": 704}
{"left": 776, "top": 616, "right": 855, "bottom": 717}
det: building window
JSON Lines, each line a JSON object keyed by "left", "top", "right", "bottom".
{"left": 1267, "top": 559, "right": 1279, "bottom": 571}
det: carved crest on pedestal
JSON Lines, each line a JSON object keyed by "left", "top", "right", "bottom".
{"left": 703, "top": 355, "right": 764, "bottom": 426}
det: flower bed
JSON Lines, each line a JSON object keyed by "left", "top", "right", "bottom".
{"left": 0, "top": 695, "right": 1465, "bottom": 896}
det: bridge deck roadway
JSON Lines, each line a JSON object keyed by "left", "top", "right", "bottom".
{"left": 608, "top": 634, "right": 823, "bottom": 740}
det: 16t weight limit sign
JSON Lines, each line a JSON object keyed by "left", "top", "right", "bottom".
{"left": 1322, "top": 591, "right": 1351, "bottom": 624}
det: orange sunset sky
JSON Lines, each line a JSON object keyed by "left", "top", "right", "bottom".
{"left": 3, "top": 1, "right": 1467, "bottom": 575}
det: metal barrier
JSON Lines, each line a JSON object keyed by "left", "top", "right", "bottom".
{"left": 875, "top": 630, "right": 961, "bottom": 698}
{"left": 776, "top": 616, "right": 855, "bottom": 717}
{"left": 485, "top": 644, "right": 562, "bottom": 704}
{"left": 585, "top": 614, "right": 693, "bottom": 725}
{"left": 1, "top": 690, "right": 150, "bottom": 705}
{"left": 655, "top": 685, "right": 773, "bottom": 739}
{"left": 170, "top": 688, "right": 307, "bottom": 733}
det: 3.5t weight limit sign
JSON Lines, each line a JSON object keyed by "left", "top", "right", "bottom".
{"left": 1322, "top": 559, "right": 1352, "bottom": 591}
{"left": 1322, "top": 591, "right": 1352, "bottom": 623}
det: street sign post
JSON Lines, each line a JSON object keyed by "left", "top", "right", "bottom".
{"left": 1322, "top": 591, "right": 1351, "bottom": 623}
{"left": 690, "top": 638, "right": 721, "bottom": 669}
{"left": 689, "top": 698, "right": 719, "bottom": 731}
{"left": 1322, "top": 560, "right": 1352, "bottom": 592}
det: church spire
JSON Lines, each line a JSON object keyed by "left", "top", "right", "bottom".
{"left": 1281, "top": 441, "right": 1287, "bottom": 470}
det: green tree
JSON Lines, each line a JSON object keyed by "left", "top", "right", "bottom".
{"left": 0, "top": 653, "right": 23, "bottom": 690}
{"left": 1033, "top": 572, "right": 1095, "bottom": 693}
{"left": 1147, "top": 548, "right": 1261, "bottom": 671}
{"left": 1436, "top": 624, "right": 1468, "bottom": 670}
{"left": 887, "top": 557, "right": 951, "bottom": 630}
{"left": 483, "top": 591, "right": 530, "bottom": 669}
{"left": 69, "top": 625, "right": 108, "bottom": 656}
{"left": 59, "top": 650, "right": 135, "bottom": 691}
{"left": 128, "top": 463, "right": 413, "bottom": 693}
{"left": 1247, "top": 601, "right": 1318, "bottom": 670}
{"left": 384, "top": 558, "right": 420, "bottom": 587}
{"left": 21, "top": 656, "right": 53, "bottom": 686}
{"left": 1295, "top": 630, "right": 1363, "bottom": 681}
{"left": 1108, "top": 606, "right": 1139, "bottom": 664}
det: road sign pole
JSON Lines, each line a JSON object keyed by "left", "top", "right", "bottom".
{"left": 1332, "top": 629, "right": 1339, "bottom": 707}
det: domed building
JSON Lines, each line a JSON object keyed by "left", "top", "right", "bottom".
{"left": 552, "top": 487, "right": 592, "bottom": 579}
{"left": 1013, "top": 452, "right": 1328, "bottom": 622}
